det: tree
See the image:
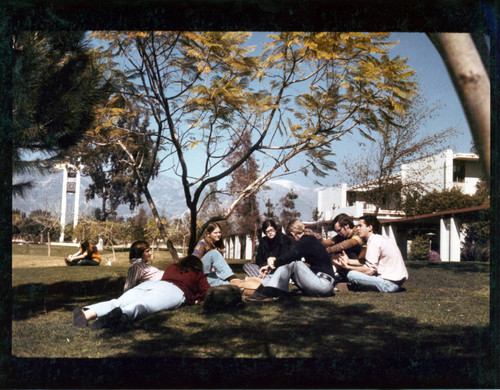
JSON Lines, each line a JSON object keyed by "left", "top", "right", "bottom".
{"left": 263, "top": 198, "right": 277, "bottom": 220}
{"left": 280, "top": 190, "right": 301, "bottom": 228}
{"left": 312, "top": 207, "right": 323, "bottom": 222}
{"left": 342, "top": 94, "right": 456, "bottom": 215}
{"left": 428, "top": 33, "right": 490, "bottom": 181}
{"left": 26, "top": 209, "right": 61, "bottom": 256}
{"left": 226, "top": 130, "right": 261, "bottom": 235}
{"left": 89, "top": 31, "right": 417, "bottom": 254}
{"left": 71, "top": 97, "right": 154, "bottom": 221}
{"left": 12, "top": 31, "right": 119, "bottom": 197}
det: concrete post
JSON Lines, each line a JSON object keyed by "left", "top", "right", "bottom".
{"left": 59, "top": 167, "right": 67, "bottom": 242}
{"left": 440, "top": 218, "right": 450, "bottom": 261}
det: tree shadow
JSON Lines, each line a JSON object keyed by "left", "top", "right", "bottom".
{"left": 12, "top": 277, "right": 126, "bottom": 320}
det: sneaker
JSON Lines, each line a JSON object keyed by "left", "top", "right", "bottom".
{"left": 65, "top": 258, "right": 72, "bottom": 266}
{"left": 73, "top": 307, "right": 87, "bottom": 328}
{"left": 91, "top": 307, "right": 123, "bottom": 330}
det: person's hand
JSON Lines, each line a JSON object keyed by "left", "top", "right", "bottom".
{"left": 338, "top": 250, "right": 350, "bottom": 267}
{"left": 267, "top": 257, "right": 276, "bottom": 269}
{"left": 259, "top": 265, "right": 271, "bottom": 279}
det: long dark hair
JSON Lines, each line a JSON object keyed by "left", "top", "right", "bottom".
{"left": 80, "top": 240, "right": 92, "bottom": 254}
{"left": 178, "top": 255, "right": 203, "bottom": 274}
{"left": 203, "top": 222, "right": 225, "bottom": 252}
{"left": 129, "top": 240, "right": 150, "bottom": 260}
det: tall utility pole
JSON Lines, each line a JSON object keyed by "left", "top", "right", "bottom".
{"left": 55, "top": 164, "right": 82, "bottom": 242}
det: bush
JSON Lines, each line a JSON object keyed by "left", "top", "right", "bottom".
{"left": 461, "top": 245, "right": 490, "bottom": 262}
{"left": 409, "top": 235, "right": 430, "bottom": 261}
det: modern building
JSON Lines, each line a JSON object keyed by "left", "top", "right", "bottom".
{"left": 314, "top": 149, "right": 484, "bottom": 262}
{"left": 317, "top": 149, "right": 481, "bottom": 222}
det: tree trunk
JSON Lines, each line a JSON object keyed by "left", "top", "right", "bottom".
{"left": 141, "top": 185, "right": 179, "bottom": 263}
{"left": 427, "top": 33, "right": 490, "bottom": 181}
{"left": 47, "top": 231, "right": 51, "bottom": 257}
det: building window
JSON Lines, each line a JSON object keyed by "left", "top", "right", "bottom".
{"left": 453, "top": 161, "right": 465, "bottom": 183}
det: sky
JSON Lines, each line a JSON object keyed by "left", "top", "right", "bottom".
{"left": 16, "top": 32, "right": 476, "bottom": 195}
{"left": 287, "top": 32, "right": 473, "bottom": 188}
{"left": 149, "top": 32, "right": 474, "bottom": 190}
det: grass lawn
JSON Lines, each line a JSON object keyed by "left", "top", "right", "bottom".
{"left": 8, "top": 244, "right": 496, "bottom": 388}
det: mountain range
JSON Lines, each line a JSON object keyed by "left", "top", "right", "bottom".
{"left": 13, "top": 172, "right": 321, "bottom": 223}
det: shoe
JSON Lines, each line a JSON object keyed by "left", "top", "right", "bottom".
{"left": 245, "top": 291, "right": 277, "bottom": 302}
{"left": 73, "top": 308, "right": 87, "bottom": 328}
{"left": 65, "top": 258, "right": 71, "bottom": 266}
{"left": 91, "top": 307, "right": 123, "bottom": 330}
{"left": 245, "top": 285, "right": 287, "bottom": 302}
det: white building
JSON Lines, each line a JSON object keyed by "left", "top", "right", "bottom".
{"left": 318, "top": 149, "right": 481, "bottom": 221}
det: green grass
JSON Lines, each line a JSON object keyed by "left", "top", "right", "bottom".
{"left": 9, "top": 245, "right": 496, "bottom": 388}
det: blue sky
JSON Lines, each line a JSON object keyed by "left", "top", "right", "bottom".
{"left": 288, "top": 32, "right": 473, "bottom": 188}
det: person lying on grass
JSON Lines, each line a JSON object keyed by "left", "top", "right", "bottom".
{"left": 73, "top": 254, "right": 210, "bottom": 330}
{"left": 193, "top": 222, "right": 242, "bottom": 287}
{"left": 333, "top": 215, "right": 408, "bottom": 293}
{"left": 64, "top": 240, "right": 101, "bottom": 266}
{"left": 246, "top": 219, "right": 335, "bottom": 302}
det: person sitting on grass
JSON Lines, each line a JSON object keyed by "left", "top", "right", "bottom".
{"left": 333, "top": 215, "right": 408, "bottom": 293}
{"left": 322, "top": 213, "right": 363, "bottom": 283}
{"left": 246, "top": 219, "right": 335, "bottom": 302}
{"left": 72, "top": 254, "right": 210, "bottom": 330}
{"left": 65, "top": 240, "right": 101, "bottom": 266}
{"left": 243, "top": 219, "right": 293, "bottom": 279}
{"left": 193, "top": 222, "right": 241, "bottom": 287}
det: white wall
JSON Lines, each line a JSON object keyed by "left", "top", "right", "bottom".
{"left": 317, "top": 184, "right": 347, "bottom": 220}
{"left": 401, "top": 149, "right": 453, "bottom": 192}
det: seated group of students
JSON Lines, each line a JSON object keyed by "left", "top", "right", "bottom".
{"left": 72, "top": 213, "right": 408, "bottom": 329}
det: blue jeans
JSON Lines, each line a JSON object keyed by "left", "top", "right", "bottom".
{"left": 201, "top": 249, "right": 234, "bottom": 287}
{"left": 347, "top": 270, "right": 404, "bottom": 292}
{"left": 85, "top": 280, "right": 185, "bottom": 321}
{"left": 263, "top": 260, "right": 334, "bottom": 297}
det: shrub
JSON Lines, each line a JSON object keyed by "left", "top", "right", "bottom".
{"left": 461, "top": 245, "right": 490, "bottom": 262}
{"left": 409, "top": 235, "right": 430, "bottom": 261}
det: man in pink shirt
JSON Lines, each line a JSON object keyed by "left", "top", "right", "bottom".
{"left": 334, "top": 215, "right": 408, "bottom": 292}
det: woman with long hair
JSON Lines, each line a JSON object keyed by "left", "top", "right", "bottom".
{"left": 65, "top": 240, "right": 101, "bottom": 266}
{"left": 192, "top": 222, "right": 238, "bottom": 287}
{"left": 72, "top": 248, "right": 210, "bottom": 329}
{"left": 246, "top": 219, "right": 335, "bottom": 301}
{"left": 243, "top": 219, "right": 293, "bottom": 279}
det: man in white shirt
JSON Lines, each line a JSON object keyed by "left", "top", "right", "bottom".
{"left": 334, "top": 215, "right": 408, "bottom": 292}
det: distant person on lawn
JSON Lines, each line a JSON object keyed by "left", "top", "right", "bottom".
{"left": 243, "top": 219, "right": 293, "bottom": 279}
{"left": 72, "top": 248, "right": 210, "bottom": 330}
{"left": 322, "top": 213, "right": 363, "bottom": 282}
{"left": 246, "top": 219, "right": 335, "bottom": 301}
{"left": 65, "top": 240, "right": 101, "bottom": 266}
{"left": 333, "top": 215, "right": 408, "bottom": 293}
{"left": 193, "top": 222, "right": 241, "bottom": 287}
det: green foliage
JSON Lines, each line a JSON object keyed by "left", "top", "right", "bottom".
{"left": 405, "top": 187, "right": 477, "bottom": 216}
{"left": 263, "top": 198, "right": 277, "bottom": 220}
{"left": 86, "top": 31, "right": 417, "bottom": 254}
{"left": 460, "top": 245, "right": 490, "bottom": 262}
{"left": 408, "top": 235, "right": 430, "bottom": 261}
{"left": 14, "top": 209, "right": 61, "bottom": 243}
{"left": 12, "top": 31, "right": 119, "bottom": 197}
{"left": 280, "top": 190, "right": 301, "bottom": 228}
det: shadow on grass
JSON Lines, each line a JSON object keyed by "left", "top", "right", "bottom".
{"left": 11, "top": 297, "right": 495, "bottom": 388}
{"left": 12, "top": 277, "right": 126, "bottom": 320}
{"left": 407, "top": 260, "right": 490, "bottom": 274}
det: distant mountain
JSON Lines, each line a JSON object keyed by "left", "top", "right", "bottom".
{"left": 12, "top": 172, "right": 320, "bottom": 222}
